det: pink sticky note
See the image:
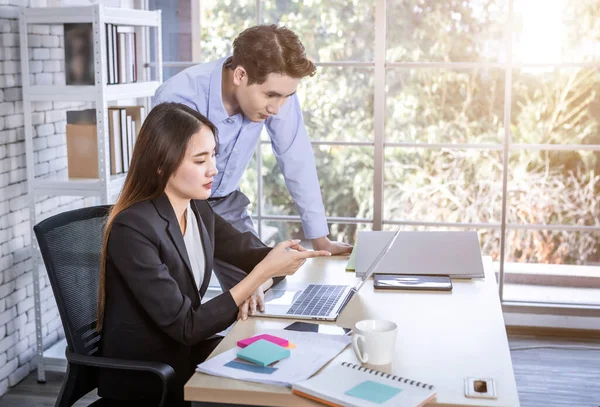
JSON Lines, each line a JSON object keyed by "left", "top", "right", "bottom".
{"left": 237, "top": 334, "right": 289, "bottom": 348}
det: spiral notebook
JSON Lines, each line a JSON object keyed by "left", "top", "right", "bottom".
{"left": 292, "top": 362, "right": 436, "bottom": 407}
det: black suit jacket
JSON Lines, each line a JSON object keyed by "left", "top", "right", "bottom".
{"left": 98, "top": 193, "right": 273, "bottom": 401}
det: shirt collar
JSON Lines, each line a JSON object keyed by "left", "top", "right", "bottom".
{"left": 208, "top": 57, "right": 233, "bottom": 125}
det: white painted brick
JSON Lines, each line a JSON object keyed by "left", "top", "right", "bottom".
{"left": 25, "top": 283, "right": 33, "bottom": 298}
{"left": 8, "top": 362, "right": 28, "bottom": 387}
{"left": 6, "top": 337, "right": 27, "bottom": 361}
{"left": 0, "top": 173, "right": 8, "bottom": 188}
{"left": 0, "top": 20, "right": 9, "bottom": 33}
{"left": 47, "top": 316, "right": 61, "bottom": 333}
{"left": 9, "top": 155, "right": 24, "bottom": 170}
{"left": 4, "top": 114, "right": 22, "bottom": 129}
{"left": 0, "top": 378, "right": 7, "bottom": 400}
{"left": 7, "top": 312, "right": 26, "bottom": 337}
{"left": 0, "top": 157, "right": 9, "bottom": 173}
{"left": 2, "top": 60, "right": 18, "bottom": 74}
{"left": 0, "top": 358, "right": 17, "bottom": 382}
{"left": 31, "top": 112, "right": 44, "bottom": 126}
{"left": 8, "top": 194, "right": 26, "bottom": 213}
{"left": 0, "top": 280, "right": 15, "bottom": 298}
{"left": 18, "top": 346, "right": 35, "bottom": 366}
{"left": 41, "top": 35, "right": 59, "bottom": 48}
{"left": 44, "top": 109, "right": 63, "bottom": 123}
{"left": 7, "top": 236, "right": 23, "bottom": 253}
{"left": 0, "top": 306, "right": 16, "bottom": 327}
{"left": 52, "top": 72, "right": 65, "bottom": 85}
{"left": 46, "top": 132, "right": 67, "bottom": 147}
{"left": 42, "top": 60, "right": 60, "bottom": 73}
{"left": 0, "top": 254, "right": 12, "bottom": 271}
{"left": 32, "top": 48, "right": 49, "bottom": 60}
{"left": 0, "top": 332, "right": 17, "bottom": 354}
{"left": 53, "top": 120, "right": 66, "bottom": 133}
{"left": 0, "top": 299, "right": 5, "bottom": 314}
{"left": 16, "top": 295, "right": 33, "bottom": 315}
{"left": 0, "top": 229, "right": 10, "bottom": 244}
{"left": 34, "top": 72, "right": 53, "bottom": 85}
{"left": 3, "top": 129, "right": 17, "bottom": 143}
{"left": 27, "top": 34, "right": 43, "bottom": 47}
{"left": 40, "top": 285, "right": 53, "bottom": 301}
{"left": 10, "top": 222, "right": 27, "bottom": 241}
{"left": 4, "top": 287, "right": 25, "bottom": 309}
{"left": 2, "top": 182, "right": 23, "bottom": 200}
{"left": 0, "top": 116, "right": 4, "bottom": 131}
{"left": 7, "top": 142, "right": 23, "bottom": 157}
{"left": 0, "top": 102, "right": 15, "bottom": 115}
{"left": 13, "top": 269, "right": 31, "bottom": 290}
{"left": 12, "top": 247, "right": 28, "bottom": 263}
{"left": 30, "top": 25, "right": 49, "bottom": 35}
{"left": 28, "top": 60, "right": 43, "bottom": 74}
{"left": 12, "top": 101, "right": 21, "bottom": 115}
{"left": 5, "top": 47, "right": 19, "bottom": 61}
{"left": 3, "top": 87, "right": 20, "bottom": 102}
{"left": 0, "top": 89, "right": 3, "bottom": 103}
{"left": 37, "top": 147, "right": 57, "bottom": 163}
{"left": 32, "top": 136, "right": 47, "bottom": 151}
{"left": 33, "top": 101, "right": 52, "bottom": 112}
{"left": 34, "top": 161, "right": 49, "bottom": 177}
{"left": 49, "top": 47, "right": 63, "bottom": 60}
{"left": 9, "top": 168, "right": 25, "bottom": 183}
{"left": 35, "top": 123, "right": 54, "bottom": 137}
{"left": 50, "top": 25, "right": 63, "bottom": 36}
{"left": 2, "top": 74, "right": 17, "bottom": 88}
{"left": 48, "top": 157, "right": 66, "bottom": 172}
{"left": 42, "top": 330, "right": 57, "bottom": 349}
{"left": 0, "top": 33, "right": 17, "bottom": 47}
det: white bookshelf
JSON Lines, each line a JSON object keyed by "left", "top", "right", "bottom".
{"left": 18, "top": 4, "right": 162, "bottom": 383}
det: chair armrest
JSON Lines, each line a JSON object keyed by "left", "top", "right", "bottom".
{"left": 66, "top": 348, "right": 176, "bottom": 407}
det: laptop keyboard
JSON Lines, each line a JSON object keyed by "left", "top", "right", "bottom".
{"left": 287, "top": 284, "right": 347, "bottom": 317}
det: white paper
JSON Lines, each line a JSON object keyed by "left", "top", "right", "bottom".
{"left": 196, "top": 329, "right": 351, "bottom": 387}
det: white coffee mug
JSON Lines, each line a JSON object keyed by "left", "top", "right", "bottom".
{"left": 352, "top": 319, "right": 398, "bottom": 365}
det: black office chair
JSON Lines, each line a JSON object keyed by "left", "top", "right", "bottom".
{"left": 33, "top": 205, "right": 176, "bottom": 407}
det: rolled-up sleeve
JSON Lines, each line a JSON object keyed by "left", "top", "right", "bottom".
{"left": 266, "top": 94, "right": 329, "bottom": 239}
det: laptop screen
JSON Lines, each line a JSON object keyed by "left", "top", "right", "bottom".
{"left": 352, "top": 230, "right": 400, "bottom": 292}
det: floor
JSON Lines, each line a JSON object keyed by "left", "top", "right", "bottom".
{"left": 0, "top": 335, "right": 599, "bottom": 407}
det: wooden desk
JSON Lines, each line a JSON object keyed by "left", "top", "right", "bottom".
{"left": 185, "top": 257, "right": 520, "bottom": 406}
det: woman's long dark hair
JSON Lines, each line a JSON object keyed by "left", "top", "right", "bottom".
{"left": 97, "top": 102, "right": 218, "bottom": 330}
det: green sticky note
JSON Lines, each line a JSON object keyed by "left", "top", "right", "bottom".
{"left": 345, "top": 380, "right": 402, "bottom": 404}
{"left": 236, "top": 339, "right": 290, "bottom": 367}
{"left": 346, "top": 244, "right": 358, "bottom": 272}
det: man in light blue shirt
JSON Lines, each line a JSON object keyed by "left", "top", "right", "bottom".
{"left": 153, "top": 25, "right": 352, "bottom": 312}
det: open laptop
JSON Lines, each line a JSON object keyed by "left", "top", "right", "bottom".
{"left": 258, "top": 230, "right": 401, "bottom": 321}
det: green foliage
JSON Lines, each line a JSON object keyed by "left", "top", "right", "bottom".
{"left": 200, "top": 0, "right": 600, "bottom": 265}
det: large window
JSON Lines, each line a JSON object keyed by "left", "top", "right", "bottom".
{"left": 150, "top": 0, "right": 600, "bottom": 311}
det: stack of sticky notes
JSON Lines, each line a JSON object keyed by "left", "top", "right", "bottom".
{"left": 236, "top": 334, "right": 292, "bottom": 367}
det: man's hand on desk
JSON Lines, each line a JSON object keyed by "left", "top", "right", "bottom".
{"left": 312, "top": 236, "right": 353, "bottom": 255}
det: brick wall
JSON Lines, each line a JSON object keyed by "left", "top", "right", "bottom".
{"left": 0, "top": 0, "right": 135, "bottom": 396}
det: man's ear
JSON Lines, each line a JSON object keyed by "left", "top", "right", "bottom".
{"left": 233, "top": 66, "right": 247, "bottom": 86}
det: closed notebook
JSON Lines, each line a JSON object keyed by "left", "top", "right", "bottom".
{"left": 236, "top": 339, "right": 291, "bottom": 367}
{"left": 292, "top": 362, "right": 436, "bottom": 407}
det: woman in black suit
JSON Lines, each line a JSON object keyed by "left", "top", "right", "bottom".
{"left": 96, "top": 102, "right": 330, "bottom": 406}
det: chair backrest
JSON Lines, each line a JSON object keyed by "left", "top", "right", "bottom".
{"left": 33, "top": 205, "right": 111, "bottom": 357}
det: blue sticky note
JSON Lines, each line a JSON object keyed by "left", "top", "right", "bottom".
{"left": 236, "top": 339, "right": 291, "bottom": 367}
{"left": 345, "top": 380, "right": 402, "bottom": 404}
{"left": 224, "top": 360, "right": 277, "bottom": 374}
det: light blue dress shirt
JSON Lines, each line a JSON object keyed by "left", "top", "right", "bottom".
{"left": 153, "top": 57, "right": 328, "bottom": 239}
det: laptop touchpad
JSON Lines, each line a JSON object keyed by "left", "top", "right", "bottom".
{"left": 264, "top": 289, "right": 303, "bottom": 306}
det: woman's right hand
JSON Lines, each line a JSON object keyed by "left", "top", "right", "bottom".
{"left": 257, "top": 239, "right": 331, "bottom": 279}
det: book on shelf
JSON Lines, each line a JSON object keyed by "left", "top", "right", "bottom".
{"left": 105, "top": 24, "right": 138, "bottom": 85}
{"left": 65, "top": 106, "right": 146, "bottom": 179}
{"left": 64, "top": 23, "right": 95, "bottom": 85}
